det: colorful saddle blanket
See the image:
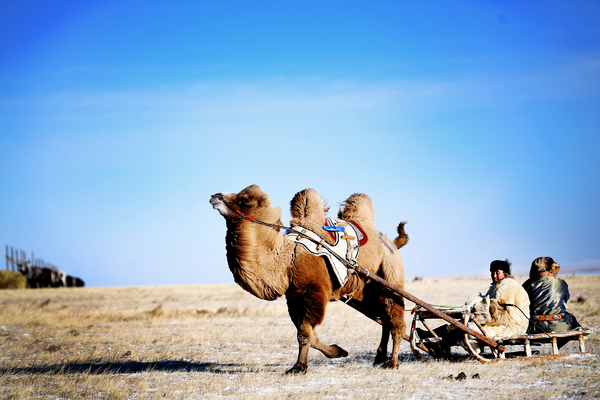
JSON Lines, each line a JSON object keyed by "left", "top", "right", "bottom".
{"left": 285, "top": 218, "right": 367, "bottom": 286}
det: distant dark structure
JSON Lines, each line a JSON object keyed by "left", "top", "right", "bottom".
{"left": 17, "top": 262, "right": 68, "bottom": 288}
{"left": 6, "top": 245, "right": 84, "bottom": 288}
{"left": 66, "top": 275, "right": 85, "bottom": 287}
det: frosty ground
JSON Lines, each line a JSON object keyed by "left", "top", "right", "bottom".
{"left": 1, "top": 276, "right": 598, "bottom": 399}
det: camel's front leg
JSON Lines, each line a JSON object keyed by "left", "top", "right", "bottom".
{"left": 285, "top": 288, "right": 348, "bottom": 374}
{"left": 286, "top": 330, "right": 311, "bottom": 375}
{"left": 285, "top": 295, "right": 316, "bottom": 375}
{"left": 286, "top": 325, "right": 349, "bottom": 375}
{"left": 311, "top": 332, "right": 348, "bottom": 359}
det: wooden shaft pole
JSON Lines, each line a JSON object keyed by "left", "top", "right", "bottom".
{"left": 353, "top": 265, "right": 503, "bottom": 351}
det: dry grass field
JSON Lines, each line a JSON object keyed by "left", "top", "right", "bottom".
{"left": 1, "top": 275, "right": 599, "bottom": 399}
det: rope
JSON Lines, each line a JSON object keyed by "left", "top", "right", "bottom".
{"left": 225, "top": 202, "right": 291, "bottom": 231}
{"left": 502, "top": 303, "right": 553, "bottom": 339}
{"left": 411, "top": 304, "right": 463, "bottom": 315}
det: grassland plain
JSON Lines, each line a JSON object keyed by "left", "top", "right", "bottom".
{"left": 0, "top": 275, "right": 598, "bottom": 399}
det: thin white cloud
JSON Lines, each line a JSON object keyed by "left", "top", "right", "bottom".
{"left": 19, "top": 49, "right": 599, "bottom": 125}
{"left": 4, "top": 49, "right": 599, "bottom": 176}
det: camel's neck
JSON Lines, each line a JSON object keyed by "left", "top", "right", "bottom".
{"left": 225, "top": 220, "right": 292, "bottom": 301}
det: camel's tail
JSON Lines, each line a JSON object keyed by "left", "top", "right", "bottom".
{"left": 393, "top": 221, "right": 409, "bottom": 249}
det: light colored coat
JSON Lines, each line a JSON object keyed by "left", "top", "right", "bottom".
{"left": 468, "top": 277, "right": 530, "bottom": 338}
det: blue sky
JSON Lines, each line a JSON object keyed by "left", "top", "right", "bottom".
{"left": 1, "top": 1, "right": 599, "bottom": 287}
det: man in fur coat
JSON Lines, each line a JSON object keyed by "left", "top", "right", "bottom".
{"left": 418, "top": 260, "right": 530, "bottom": 357}
{"left": 468, "top": 260, "right": 531, "bottom": 338}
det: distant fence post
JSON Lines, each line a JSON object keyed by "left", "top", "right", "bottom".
{"left": 5, "top": 245, "right": 18, "bottom": 271}
{"left": 5, "top": 245, "right": 68, "bottom": 275}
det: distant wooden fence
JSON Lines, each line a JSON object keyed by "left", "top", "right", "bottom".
{"left": 4, "top": 245, "right": 86, "bottom": 288}
{"left": 5, "top": 245, "right": 58, "bottom": 271}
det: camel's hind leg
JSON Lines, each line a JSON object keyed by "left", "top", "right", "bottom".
{"left": 361, "top": 285, "right": 399, "bottom": 366}
{"left": 383, "top": 328, "right": 404, "bottom": 369}
{"left": 381, "top": 298, "right": 406, "bottom": 369}
{"left": 374, "top": 321, "right": 391, "bottom": 366}
{"left": 371, "top": 295, "right": 406, "bottom": 368}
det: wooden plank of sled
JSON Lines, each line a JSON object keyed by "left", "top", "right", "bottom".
{"left": 525, "top": 329, "right": 592, "bottom": 341}
{"left": 489, "top": 328, "right": 592, "bottom": 358}
{"left": 496, "top": 329, "right": 592, "bottom": 344}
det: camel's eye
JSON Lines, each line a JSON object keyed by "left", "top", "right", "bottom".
{"left": 238, "top": 197, "right": 250, "bottom": 207}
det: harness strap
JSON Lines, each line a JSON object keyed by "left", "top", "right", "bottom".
{"left": 532, "top": 314, "right": 562, "bottom": 321}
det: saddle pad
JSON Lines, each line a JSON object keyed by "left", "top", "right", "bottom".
{"left": 286, "top": 218, "right": 364, "bottom": 286}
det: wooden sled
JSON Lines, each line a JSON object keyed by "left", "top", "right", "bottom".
{"left": 408, "top": 305, "right": 593, "bottom": 363}
{"left": 342, "top": 265, "right": 591, "bottom": 363}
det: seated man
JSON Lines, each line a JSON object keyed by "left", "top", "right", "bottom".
{"left": 468, "top": 260, "right": 531, "bottom": 338}
{"left": 418, "top": 260, "right": 530, "bottom": 357}
{"left": 522, "top": 257, "right": 581, "bottom": 334}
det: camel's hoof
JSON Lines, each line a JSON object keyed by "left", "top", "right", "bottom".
{"left": 381, "top": 359, "right": 399, "bottom": 369}
{"left": 285, "top": 365, "right": 307, "bottom": 375}
{"left": 373, "top": 354, "right": 387, "bottom": 366}
{"left": 332, "top": 344, "right": 349, "bottom": 358}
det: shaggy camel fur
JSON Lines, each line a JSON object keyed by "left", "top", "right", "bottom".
{"left": 210, "top": 185, "right": 408, "bottom": 373}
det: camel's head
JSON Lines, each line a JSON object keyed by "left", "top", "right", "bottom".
{"left": 210, "top": 184, "right": 282, "bottom": 224}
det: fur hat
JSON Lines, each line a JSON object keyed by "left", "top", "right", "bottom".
{"left": 550, "top": 261, "right": 560, "bottom": 275}
{"left": 490, "top": 260, "right": 511, "bottom": 275}
{"left": 530, "top": 256, "right": 555, "bottom": 277}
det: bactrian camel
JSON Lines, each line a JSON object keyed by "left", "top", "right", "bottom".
{"left": 210, "top": 184, "right": 408, "bottom": 374}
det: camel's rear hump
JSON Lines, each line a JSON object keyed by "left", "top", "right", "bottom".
{"left": 337, "top": 193, "right": 375, "bottom": 225}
